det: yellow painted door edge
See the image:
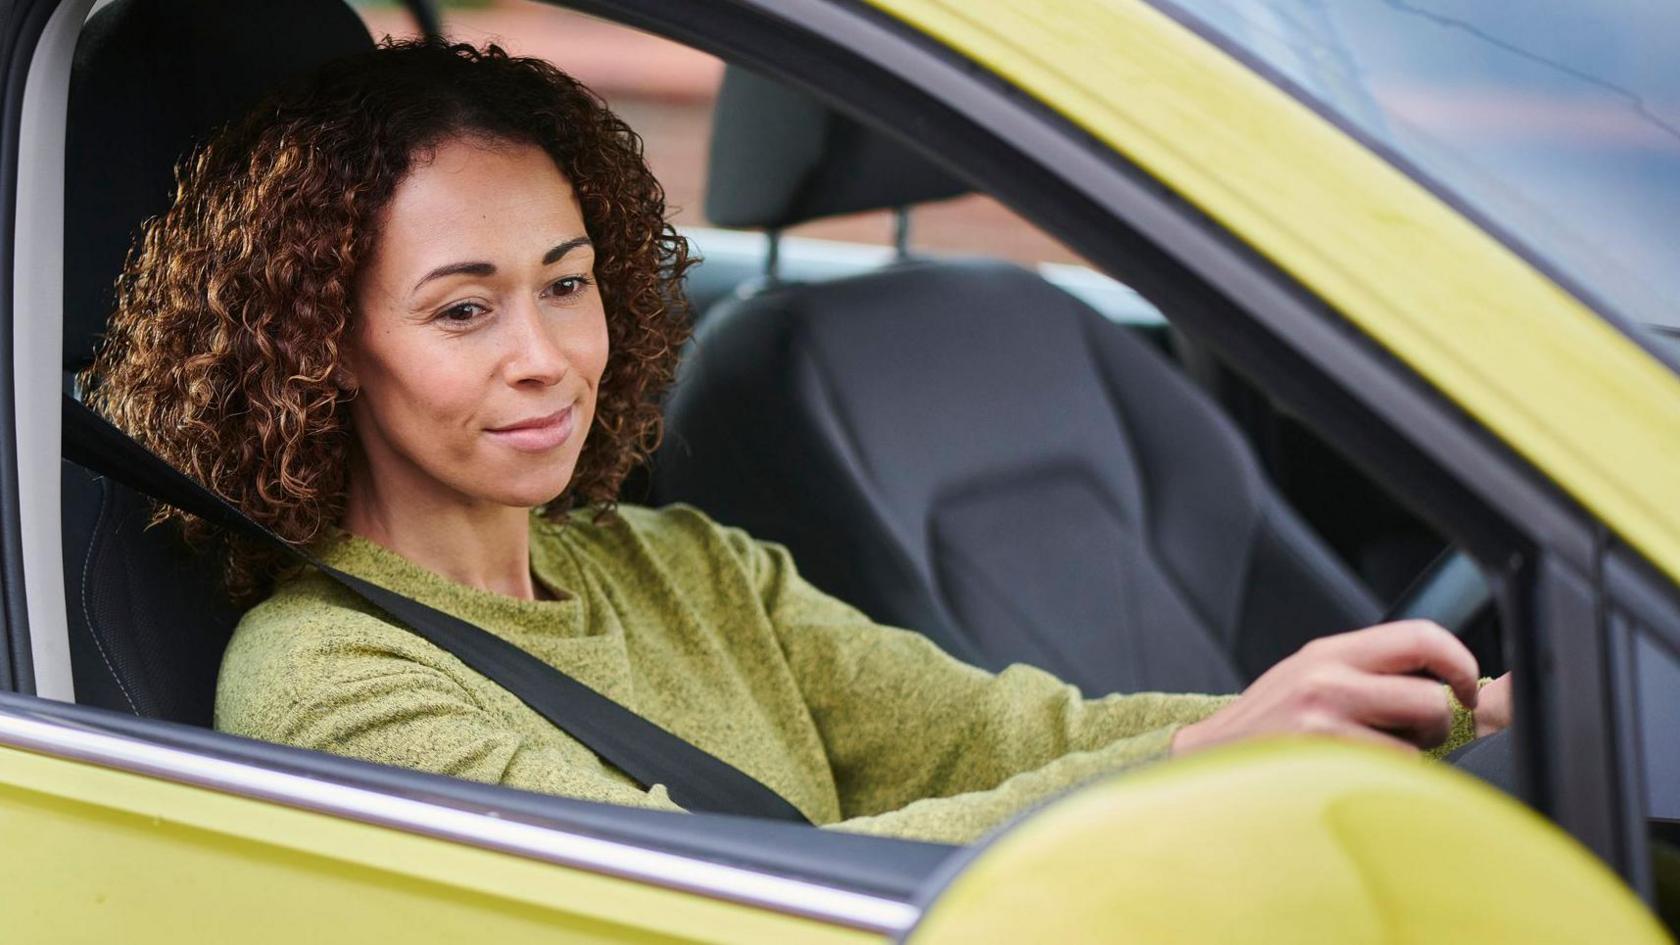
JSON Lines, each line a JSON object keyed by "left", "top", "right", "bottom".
{"left": 865, "top": 0, "right": 1680, "bottom": 584}
{"left": 907, "top": 740, "right": 1671, "bottom": 944}
{"left": 0, "top": 744, "right": 877, "bottom": 945}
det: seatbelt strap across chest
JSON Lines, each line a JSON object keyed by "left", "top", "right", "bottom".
{"left": 62, "top": 393, "right": 811, "bottom": 824}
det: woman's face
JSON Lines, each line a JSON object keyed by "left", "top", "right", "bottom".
{"left": 345, "top": 135, "right": 608, "bottom": 515}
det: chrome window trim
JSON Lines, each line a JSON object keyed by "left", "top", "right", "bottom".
{"left": 0, "top": 705, "right": 920, "bottom": 935}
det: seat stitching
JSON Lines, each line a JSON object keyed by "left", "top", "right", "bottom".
{"left": 81, "top": 477, "right": 140, "bottom": 715}
{"left": 1078, "top": 313, "right": 1236, "bottom": 642}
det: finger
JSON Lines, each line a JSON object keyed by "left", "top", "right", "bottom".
{"left": 1302, "top": 714, "right": 1421, "bottom": 756}
{"left": 1344, "top": 674, "right": 1454, "bottom": 748}
{"left": 1475, "top": 672, "right": 1513, "bottom": 737}
{"left": 1329, "top": 621, "right": 1480, "bottom": 708}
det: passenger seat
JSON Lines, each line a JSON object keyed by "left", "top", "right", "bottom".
{"left": 652, "top": 68, "right": 1382, "bottom": 695}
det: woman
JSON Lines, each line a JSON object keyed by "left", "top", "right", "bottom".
{"left": 87, "top": 40, "right": 1508, "bottom": 845}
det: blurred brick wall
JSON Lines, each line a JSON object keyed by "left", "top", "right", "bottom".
{"left": 355, "top": 0, "right": 1085, "bottom": 265}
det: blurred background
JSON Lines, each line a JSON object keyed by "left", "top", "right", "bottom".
{"left": 349, "top": 0, "right": 1089, "bottom": 268}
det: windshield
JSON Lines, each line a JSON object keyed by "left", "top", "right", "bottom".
{"left": 1151, "top": 0, "right": 1680, "bottom": 337}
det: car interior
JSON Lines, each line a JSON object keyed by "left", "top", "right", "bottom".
{"left": 46, "top": 0, "right": 1526, "bottom": 885}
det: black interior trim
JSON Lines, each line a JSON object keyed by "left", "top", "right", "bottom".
{"left": 1530, "top": 548, "right": 1625, "bottom": 871}
{"left": 1607, "top": 611, "right": 1656, "bottom": 903}
{"left": 1605, "top": 541, "right": 1680, "bottom": 905}
{"left": 0, "top": 691, "right": 957, "bottom": 901}
{"left": 1606, "top": 545, "right": 1680, "bottom": 661}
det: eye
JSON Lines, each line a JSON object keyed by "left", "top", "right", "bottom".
{"left": 546, "top": 275, "right": 593, "bottom": 299}
{"left": 436, "top": 301, "right": 488, "bottom": 324}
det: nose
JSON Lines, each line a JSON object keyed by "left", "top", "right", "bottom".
{"left": 503, "top": 298, "right": 568, "bottom": 387}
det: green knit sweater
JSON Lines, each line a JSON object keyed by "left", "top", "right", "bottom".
{"left": 215, "top": 504, "right": 1470, "bottom": 844}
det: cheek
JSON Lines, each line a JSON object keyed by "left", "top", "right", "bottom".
{"left": 577, "top": 308, "right": 613, "bottom": 399}
{"left": 354, "top": 334, "right": 486, "bottom": 445}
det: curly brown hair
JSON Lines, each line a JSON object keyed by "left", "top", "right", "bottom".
{"left": 85, "top": 40, "right": 695, "bottom": 600}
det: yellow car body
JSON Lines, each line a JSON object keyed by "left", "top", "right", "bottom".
{"left": 1, "top": 0, "right": 1674, "bottom": 942}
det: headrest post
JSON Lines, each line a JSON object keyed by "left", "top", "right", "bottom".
{"left": 764, "top": 229, "right": 783, "bottom": 285}
{"left": 893, "top": 207, "right": 912, "bottom": 261}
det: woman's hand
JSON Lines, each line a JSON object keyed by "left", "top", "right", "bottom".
{"left": 1474, "top": 672, "right": 1512, "bottom": 737}
{"left": 1171, "top": 620, "right": 1481, "bottom": 757}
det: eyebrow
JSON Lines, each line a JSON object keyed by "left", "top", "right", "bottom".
{"left": 410, "top": 237, "right": 594, "bottom": 294}
{"left": 543, "top": 236, "right": 592, "bottom": 266}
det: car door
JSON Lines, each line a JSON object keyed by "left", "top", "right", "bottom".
{"left": 0, "top": 1, "right": 937, "bottom": 942}
{"left": 1, "top": 0, "right": 1675, "bottom": 940}
{"left": 610, "top": 0, "right": 1680, "bottom": 907}
{"left": 830, "top": 0, "right": 1680, "bottom": 902}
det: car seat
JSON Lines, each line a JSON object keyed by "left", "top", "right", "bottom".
{"left": 651, "top": 68, "right": 1383, "bottom": 695}
{"left": 60, "top": 0, "right": 373, "bottom": 723}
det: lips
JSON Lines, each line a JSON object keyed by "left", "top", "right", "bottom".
{"left": 486, "top": 405, "right": 575, "bottom": 453}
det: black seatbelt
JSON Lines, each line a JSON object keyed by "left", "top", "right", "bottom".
{"left": 62, "top": 394, "right": 810, "bottom": 824}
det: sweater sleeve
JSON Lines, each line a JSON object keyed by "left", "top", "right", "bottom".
{"left": 720, "top": 528, "right": 1233, "bottom": 843}
{"left": 215, "top": 608, "right": 687, "bottom": 815}
{"left": 1430, "top": 681, "right": 1487, "bottom": 760}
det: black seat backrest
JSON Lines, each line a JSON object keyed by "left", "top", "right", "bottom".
{"left": 653, "top": 69, "right": 1380, "bottom": 695}
{"left": 657, "top": 261, "right": 1382, "bottom": 694}
{"left": 61, "top": 463, "right": 240, "bottom": 723}
{"left": 61, "top": 0, "right": 373, "bottom": 722}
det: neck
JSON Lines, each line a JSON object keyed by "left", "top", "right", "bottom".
{"left": 341, "top": 456, "right": 541, "bottom": 602}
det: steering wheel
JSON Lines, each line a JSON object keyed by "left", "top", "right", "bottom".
{"left": 1381, "top": 547, "right": 1492, "bottom": 637}
{"left": 1379, "top": 549, "right": 1524, "bottom": 793}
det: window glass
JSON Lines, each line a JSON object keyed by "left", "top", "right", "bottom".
{"left": 350, "top": 0, "right": 1091, "bottom": 269}
{"left": 348, "top": 0, "right": 1458, "bottom": 607}
{"left": 1150, "top": 0, "right": 1680, "bottom": 342}
{"left": 47, "top": 0, "right": 1530, "bottom": 865}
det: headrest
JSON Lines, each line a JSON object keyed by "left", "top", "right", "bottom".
{"left": 63, "top": 0, "right": 374, "bottom": 370}
{"left": 703, "top": 66, "right": 968, "bottom": 230}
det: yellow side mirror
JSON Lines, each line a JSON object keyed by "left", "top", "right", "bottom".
{"left": 906, "top": 739, "right": 1671, "bottom": 945}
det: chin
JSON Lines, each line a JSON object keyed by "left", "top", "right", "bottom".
{"left": 484, "top": 464, "right": 580, "bottom": 509}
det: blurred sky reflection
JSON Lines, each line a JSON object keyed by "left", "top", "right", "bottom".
{"left": 1157, "top": 0, "right": 1680, "bottom": 333}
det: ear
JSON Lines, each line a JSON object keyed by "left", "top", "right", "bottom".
{"left": 337, "top": 297, "right": 365, "bottom": 394}
{"left": 334, "top": 350, "right": 360, "bottom": 393}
